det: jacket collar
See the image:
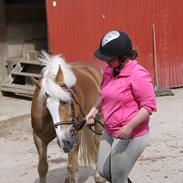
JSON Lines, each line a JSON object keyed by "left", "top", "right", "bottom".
{"left": 118, "top": 60, "right": 137, "bottom": 77}
{"left": 104, "top": 60, "right": 137, "bottom": 78}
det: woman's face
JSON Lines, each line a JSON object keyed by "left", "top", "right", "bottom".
{"left": 108, "top": 58, "right": 120, "bottom": 68}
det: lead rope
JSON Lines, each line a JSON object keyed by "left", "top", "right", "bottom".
{"left": 68, "top": 87, "right": 104, "bottom": 135}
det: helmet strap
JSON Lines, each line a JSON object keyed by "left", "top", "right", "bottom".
{"left": 113, "top": 63, "right": 123, "bottom": 77}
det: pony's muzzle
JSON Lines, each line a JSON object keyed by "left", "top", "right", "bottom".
{"left": 62, "top": 139, "right": 73, "bottom": 153}
{"left": 57, "top": 131, "right": 76, "bottom": 153}
{"left": 56, "top": 138, "right": 71, "bottom": 153}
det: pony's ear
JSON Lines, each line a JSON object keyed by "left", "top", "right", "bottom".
{"left": 55, "top": 67, "right": 64, "bottom": 85}
{"left": 31, "top": 77, "right": 40, "bottom": 87}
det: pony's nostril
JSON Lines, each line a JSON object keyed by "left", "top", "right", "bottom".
{"left": 64, "top": 140, "right": 70, "bottom": 147}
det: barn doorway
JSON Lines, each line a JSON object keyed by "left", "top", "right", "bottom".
{"left": 1, "top": 0, "right": 48, "bottom": 97}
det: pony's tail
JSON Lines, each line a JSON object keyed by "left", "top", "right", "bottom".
{"left": 79, "top": 127, "right": 98, "bottom": 165}
{"left": 79, "top": 114, "right": 103, "bottom": 165}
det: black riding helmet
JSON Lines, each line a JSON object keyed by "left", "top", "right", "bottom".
{"left": 95, "top": 30, "right": 132, "bottom": 62}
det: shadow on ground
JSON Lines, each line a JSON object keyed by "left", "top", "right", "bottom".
{"left": 34, "top": 166, "right": 95, "bottom": 183}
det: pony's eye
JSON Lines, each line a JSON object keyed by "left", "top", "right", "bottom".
{"left": 60, "top": 83, "right": 66, "bottom": 88}
{"left": 60, "top": 101, "right": 67, "bottom": 105}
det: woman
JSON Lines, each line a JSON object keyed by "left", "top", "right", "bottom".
{"left": 86, "top": 30, "right": 157, "bottom": 183}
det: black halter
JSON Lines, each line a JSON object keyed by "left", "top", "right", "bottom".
{"left": 53, "top": 84, "right": 103, "bottom": 136}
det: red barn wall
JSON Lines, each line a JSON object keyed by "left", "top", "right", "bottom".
{"left": 46, "top": 0, "right": 183, "bottom": 89}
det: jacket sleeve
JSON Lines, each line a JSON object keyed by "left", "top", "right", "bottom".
{"left": 131, "top": 67, "right": 157, "bottom": 114}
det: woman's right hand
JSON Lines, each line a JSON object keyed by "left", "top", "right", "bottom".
{"left": 85, "top": 107, "right": 98, "bottom": 125}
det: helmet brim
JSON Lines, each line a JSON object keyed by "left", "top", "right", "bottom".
{"left": 94, "top": 49, "right": 115, "bottom": 62}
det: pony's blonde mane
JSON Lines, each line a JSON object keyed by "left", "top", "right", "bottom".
{"left": 38, "top": 51, "right": 76, "bottom": 103}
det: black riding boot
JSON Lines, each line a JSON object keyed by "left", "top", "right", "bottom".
{"left": 128, "top": 178, "right": 133, "bottom": 183}
{"left": 110, "top": 177, "right": 132, "bottom": 183}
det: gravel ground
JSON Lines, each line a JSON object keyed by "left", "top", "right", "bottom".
{"left": 0, "top": 88, "right": 183, "bottom": 183}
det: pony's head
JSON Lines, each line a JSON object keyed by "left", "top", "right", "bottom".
{"left": 38, "top": 51, "right": 79, "bottom": 152}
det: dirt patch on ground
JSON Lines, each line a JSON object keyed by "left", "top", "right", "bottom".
{"left": 0, "top": 115, "right": 96, "bottom": 183}
{"left": 0, "top": 88, "right": 183, "bottom": 183}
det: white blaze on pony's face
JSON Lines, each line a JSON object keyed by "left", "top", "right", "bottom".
{"left": 46, "top": 97, "right": 76, "bottom": 152}
{"left": 38, "top": 51, "right": 77, "bottom": 152}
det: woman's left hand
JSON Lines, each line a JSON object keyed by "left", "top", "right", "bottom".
{"left": 117, "top": 124, "right": 133, "bottom": 139}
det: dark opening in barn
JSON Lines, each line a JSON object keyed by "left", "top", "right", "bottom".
{"left": 0, "top": 0, "right": 48, "bottom": 97}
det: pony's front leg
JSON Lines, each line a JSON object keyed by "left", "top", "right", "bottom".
{"left": 33, "top": 131, "right": 49, "bottom": 183}
{"left": 65, "top": 143, "right": 80, "bottom": 183}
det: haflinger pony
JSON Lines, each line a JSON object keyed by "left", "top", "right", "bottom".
{"left": 31, "top": 51, "right": 105, "bottom": 183}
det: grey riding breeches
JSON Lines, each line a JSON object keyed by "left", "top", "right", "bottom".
{"left": 97, "top": 131, "right": 149, "bottom": 183}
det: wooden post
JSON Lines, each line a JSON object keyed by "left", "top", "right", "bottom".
{"left": 152, "top": 23, "right": 159, "bottom": 90}
{"left": 0, "top": 0, "right": 7, "bottom": 85}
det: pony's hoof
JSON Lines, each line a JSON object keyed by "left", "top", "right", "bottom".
{"left": 64, "top": 177, "right": 77, "bottom": 183}
{"left": 64, "top": 177, "right": 69, "bottom": 183}
{"left": 95, "top": 176, "right": 106, "bottom": 183}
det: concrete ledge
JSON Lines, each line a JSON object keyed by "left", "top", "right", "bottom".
{"left": 0, "top": 96, "right": 31, "bottom": 122}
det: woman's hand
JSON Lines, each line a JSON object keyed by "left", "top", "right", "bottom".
{"left": 117, "top": 124, "right": 133, "bottom": 139}
{"left": 85, "top": 107, "right": 98, "bottom": 125}
{"left": 117, "top": 108, "right": 150, "bottom": 139}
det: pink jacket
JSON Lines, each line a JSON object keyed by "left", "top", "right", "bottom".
{"left": 100, "top": 60, "right": 157, "bottom": 137}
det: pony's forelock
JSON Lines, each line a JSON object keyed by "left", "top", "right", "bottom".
{"left": 38, "top": 51, "right": 76, "bottom": 103}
